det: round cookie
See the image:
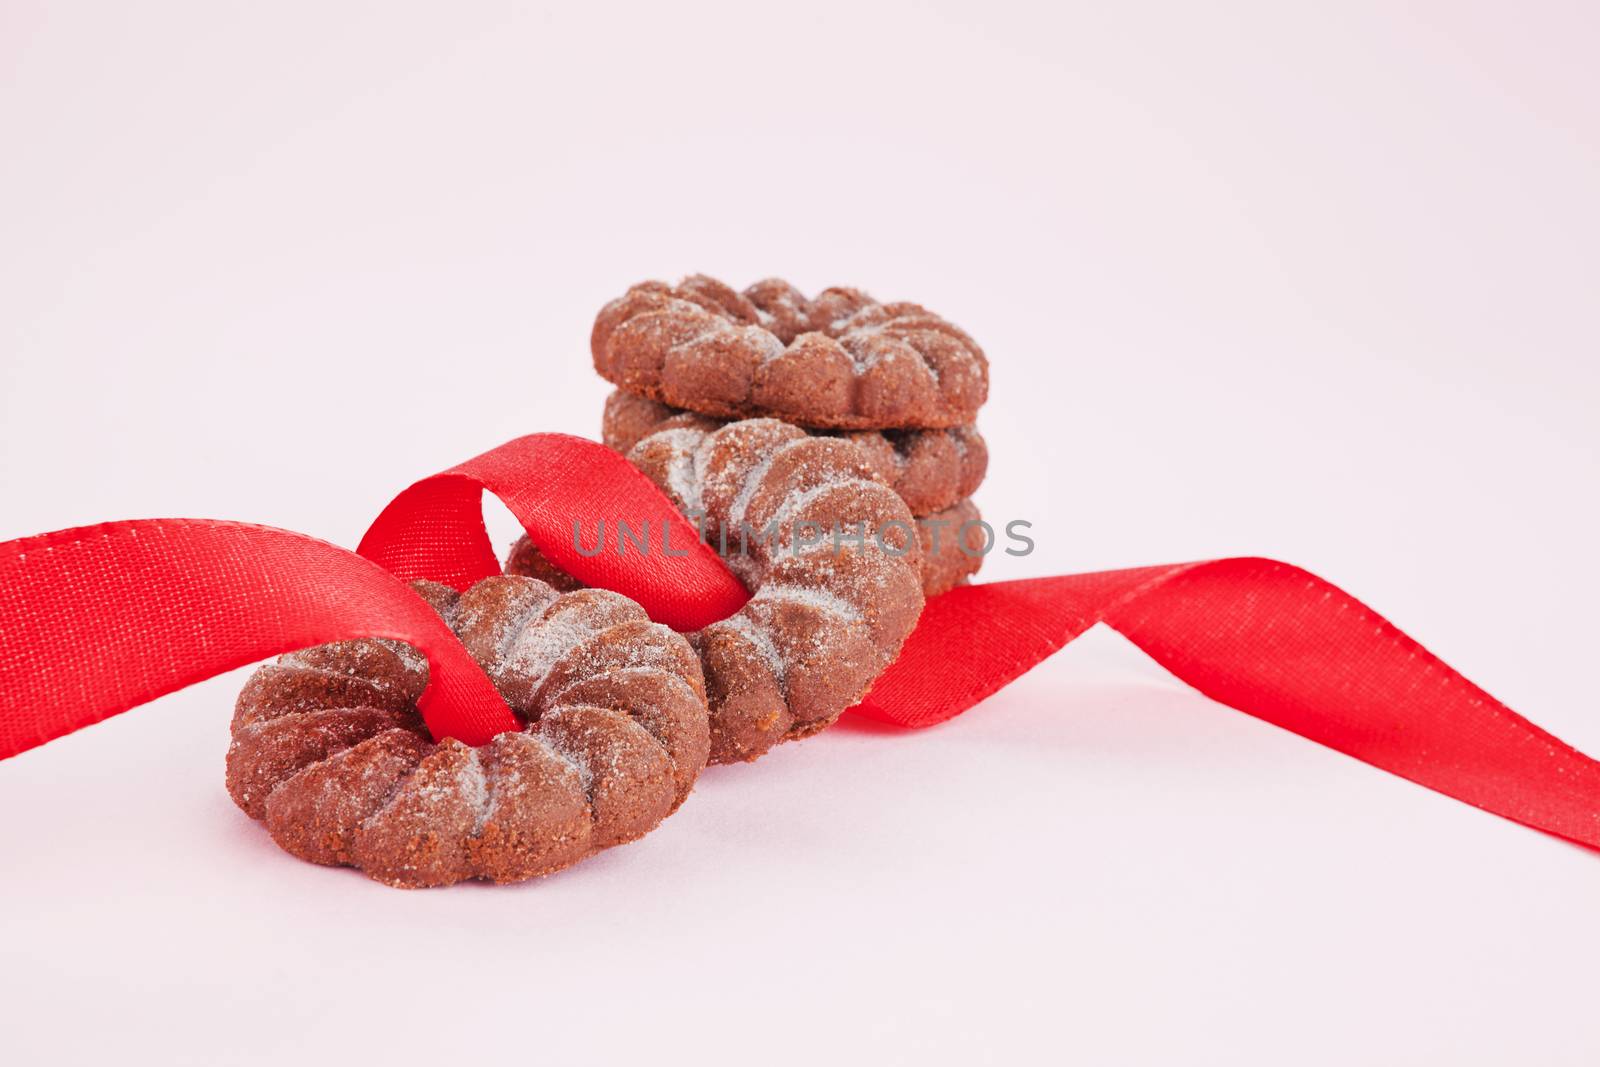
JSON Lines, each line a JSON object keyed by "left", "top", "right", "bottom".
{"left": 510, "top": 495, "right": 987, "bottom": 600}
{"left": 226, "top": 576, "right": 709, "bottom": 888}
{"left": 918, "top": 499, "right": 988, "bottom": 596}
{"left": 509, "top": 418, "right": 925, "bottom": 763}
{"left": 593, "top": 275, "right": 989, "bottom": 430}
{"left": 503, "top": 535, "right": 586, "bottom": 592}
{"left": 602, "top": 389, "right": 988, "bottom": 518}
{"left": 601, "top": 389, "right": 723, "bottom": 453}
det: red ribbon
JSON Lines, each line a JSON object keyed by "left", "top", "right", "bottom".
{"left": 857, "top": 564, "right": 1600, "bottom": 849}
{"left": 358, "top": 434, "right": 745, "bottom": 631}
{"left": 0, "top": 519, "right": 518, "bottom": 751}
{"left": 3, "top": 434, "right": 1597, "bottom": 851}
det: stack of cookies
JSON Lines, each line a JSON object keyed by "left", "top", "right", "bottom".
{"left": 588, "top": 275, "right": 991, "bottom": 595}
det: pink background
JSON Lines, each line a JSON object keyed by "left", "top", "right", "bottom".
{"left": 3, "top": 3, "right": 1597, "bottom": 1064}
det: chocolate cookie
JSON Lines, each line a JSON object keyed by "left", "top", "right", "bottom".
{"left": 509, "top": 496, "right": 987, "bottom": 600}
{"left": 602, "top": 389, "right": 987, "bottom": 517}
{"left": 227, "top": 576, "right": 709, "bottom": 888}
{"left": 510, "top": 418, "right": 925, "bottom": 763}
{"left": 918, "top": 499, "right": 988, "bottom": 596}
{"left": 592, "top": 275, "right": 988, "bottom": 430}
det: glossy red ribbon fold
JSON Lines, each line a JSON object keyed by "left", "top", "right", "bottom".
{"left": 2, "top": 434, "right": 1596, "bottom": 851}
{"left": 358, "top": 433, "right": 745, "bottom": 631}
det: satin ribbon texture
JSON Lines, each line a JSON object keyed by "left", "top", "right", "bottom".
{"left": 3, "top": 433, "right": 1597, "bottom": 851}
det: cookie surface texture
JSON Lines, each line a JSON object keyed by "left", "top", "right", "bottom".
{"left": 227, "top": 577, "right": 709, "bottom": 887}
{"left": 512, "top": 418, "right": 926, "bottom": 763}
{"left": 601, "top": 388, "right": 987, "bottom": 517}
{"left": 593, "top": 275, "right": 988, "bottom": 430}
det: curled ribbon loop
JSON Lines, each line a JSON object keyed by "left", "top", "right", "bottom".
{"left": 358, "top": 433, "right": 746, "bottom": 631}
